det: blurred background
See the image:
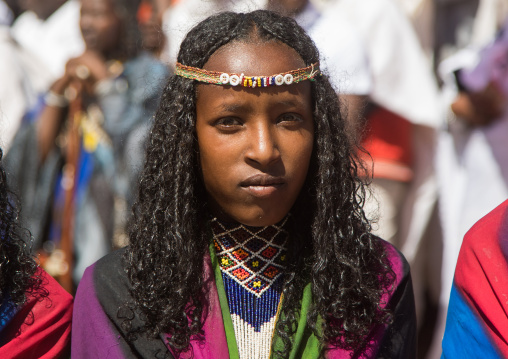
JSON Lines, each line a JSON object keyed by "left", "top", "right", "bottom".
{"left": 1, "top": 0, "right": 507, "bottom": 357}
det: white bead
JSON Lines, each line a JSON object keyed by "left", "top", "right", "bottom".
{"left": 275, "top": 74, "right": 284, "bottom": 86}
{"left": 219, "top": 73, "right": 230, "bottom": 84}
{"left": 229, "top": 74, "right": 240, "bottom": 86}
{"left": 284, "top": 73, "right": 294, "bottom": 85}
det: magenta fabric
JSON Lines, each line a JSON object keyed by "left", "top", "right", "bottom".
{"left": 72, "top": 263, "right": 128, "bottom": 358}
{"left": 163, "top": 253, "right": 230, "bottom": 359}
{"left": 327, "top": 240, "right": 407, "bottom": 359}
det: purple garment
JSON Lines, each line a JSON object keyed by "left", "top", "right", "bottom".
{"left": 72, "top": 263, "right": 127, "bottom": 358}
{"left": 72, "top": 248, "right": 172, "bottom": 358}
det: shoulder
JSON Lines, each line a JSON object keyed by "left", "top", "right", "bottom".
{"left": 454, "top": 200, "right": 508, "bottom": 287}
{"left": 79, "top": 247, "right": 131, "bottom": 304}
{"left": 372, "top": 236, "right": 414, "bottom": 324}
{"left": 0, "top": 269, "right": 73, "bottom": 358}
{"left": 367, "top": 237, "right": 417, "bottom": 357}
{"left": 36, "top": 268, "right": 74, "bottom": 311}
{"left": 74, "top": 248, "right": 132, "bottom": 324}
{"left": 93, "top": 246, "right": 129, "bottom": 278}
{"left": 73, "top": 247, "right": 173, "bottom": 358}
{"left": 376, "top": 236, "right": 410, "bottom": 288}
{"left": 21, "top": 268, "right": 73, "bottom": 332}
{"left": 461, "top": 199, "right": 508, "bottom": 253}
{"left": 442, "top": 203, "right": 508, "bottom": 356}
{"left": 73, "top": 248, "right": 133, "bottom": 353}
{"left": 29, "top": 268, "right": 73, "bottom": 337}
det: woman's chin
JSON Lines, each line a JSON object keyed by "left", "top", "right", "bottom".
{"left": 230, "top": 209, "right": 288, "bottom": 228}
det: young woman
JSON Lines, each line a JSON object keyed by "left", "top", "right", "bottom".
{"left": 0, "top": 147, "right": 73, "bottom": 358}
{"left": 72, "top": 10, "right": 416, "bottom": 358}
{"left": 6, "top": 0, "right": 169, "bottom": 291}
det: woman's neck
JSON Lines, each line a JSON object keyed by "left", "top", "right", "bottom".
{"left": 210, "top": 215, "right": 290, "bottom": 247}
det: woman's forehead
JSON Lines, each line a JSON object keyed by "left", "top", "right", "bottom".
{"left": 197, "top": 40, "right": 312, "bottom": 110}
{"left": 203, "top": 40, "right": 306, "bottom": 77}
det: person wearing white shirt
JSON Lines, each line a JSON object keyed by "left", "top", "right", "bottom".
{"left": 0, "top": 0, "right": 53, "bottom": 152}
{"left": 11, "top": 0, "right": 85, "bottom": 80}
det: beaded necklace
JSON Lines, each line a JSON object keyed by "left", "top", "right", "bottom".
{"left": 211, "top": 216, "right": 289, "bottom": 359}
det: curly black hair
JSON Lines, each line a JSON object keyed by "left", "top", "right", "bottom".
{"left": 126, "top": 10, "right": 394, "bottom": 357}
{"left": 0, "top": 148, "right": 45, "bottom": 309}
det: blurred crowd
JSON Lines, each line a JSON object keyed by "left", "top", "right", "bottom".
{"left": 0, "top": 0, "right": 507, "bottom": 357}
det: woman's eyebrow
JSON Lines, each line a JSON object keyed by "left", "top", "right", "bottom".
{"left": 216, "top": 103, "right": 250, "bottom": 113}
{"left": 275, "top": 99, "right": 307, "bottom": 109}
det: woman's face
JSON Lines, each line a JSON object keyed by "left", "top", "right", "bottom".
{"left": 80, "top": 0, "right": 121, "bottom": 54}
{"left": 196, "top": 40, "right": 314, "bottom": 227}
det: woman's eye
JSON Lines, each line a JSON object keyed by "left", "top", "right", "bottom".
{"left": 278, "top": 113, "right": 303, "bottom": 124}
{"left": 215, "top": 117, "right": 242, "bottom": 128}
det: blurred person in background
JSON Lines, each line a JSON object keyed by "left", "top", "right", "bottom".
{"left": 270, "top": 0, "right": 440, "bottom": 254}
{"left": 0, "top": 0, "right": 53, "bottom": 152}
{"left": 267, "top": 0, "right": 371, "bottom": 128}
{"left": 434, "top": 18, "right": 508, "bottom": 358}
{"left": 161, "top": 0, "right": 265, "bottom": 67}
{"left": 137, "top": 0, "right": 171, "bottom": 61}
{"left": 393, "top": 0, "right": 435, "bottom": 62}
{"left": 5, "top": 0, "right": 169, "bottom": 293}
{"left": 2, "top": 0, "right": 22, "bottom": 20}
{"left": 0, "top": 146, "right": 73, "bottom": 358}
{"left": 434, "top": 0, "right": 508, "bottom": 68}
{"left": 440, "top": 199, "right": 508, "bottom": 357}
{"left": 0, "top": 0, "right": 12, "bottom": 23}
{"left": 10, "top": 0, "right": 85, "bottom": 80}
{"left": 271, "top": 1, "right": 441, "bottom": 349}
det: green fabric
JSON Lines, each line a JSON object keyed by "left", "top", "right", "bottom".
{"left": 210, "top": 242, "right": 240, "bottom": 359}
{"left": 210, "top": 242, "right": 324, "bottom": 358}
{"left": 271, "top": 283, "right": 322, "bottom": 358}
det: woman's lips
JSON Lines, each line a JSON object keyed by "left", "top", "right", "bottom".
{"left": 240, "top": 174, "right": 286, "bottom": 198}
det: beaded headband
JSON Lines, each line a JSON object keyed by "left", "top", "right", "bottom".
{"left": 175, "top": 62, "right": 320, "bottom": 88}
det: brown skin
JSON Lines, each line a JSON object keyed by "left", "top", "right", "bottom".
{"left": 451, "top": 82, "right": 506, "bottom": 127}
{"left": 80, "top": 0, "right": 121, "bottom": 59}
{"left": 37, "top": 0, "right": 122, "bottom": 162}
{"left": 196, "top": 40, "right": 314, "bottom": 227}
{"left": 19, "top": 0, "right": 67, "bottom": 20}
{"left": 267, "top": 0, "right": 308, "bottom": 17}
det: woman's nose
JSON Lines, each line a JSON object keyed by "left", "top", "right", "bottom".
{"left": 245, "top": 123, "right": 281, "bottom": 167}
